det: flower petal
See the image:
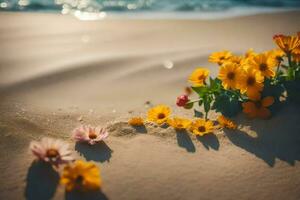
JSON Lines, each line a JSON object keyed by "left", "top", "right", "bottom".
{"left": 257, "top": 108, "right": 271, "bottom": 119}
{"left": 262, "top": 96, "right": 274, "bottom": 107}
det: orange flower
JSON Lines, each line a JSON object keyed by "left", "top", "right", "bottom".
{"left": 217, "top": 115, "right": 237, "bottom": 129}
{"left": 292, "top": 43, "right": 300, "bottom": 63}
{"left": 292, "top": 52, "right": 300, "bottom": 63}
{"left": 128, "top": 117, "right": 144, "bottom": 126}
{"left": 242, "top": 96, "right": 274, "bottom": 119}
{"left": 273, "top": 34, "right": 300, "bottom": 53}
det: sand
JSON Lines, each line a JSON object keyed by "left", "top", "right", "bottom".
{"left": 0, "top": 11, "right": 300, "bottom": 200}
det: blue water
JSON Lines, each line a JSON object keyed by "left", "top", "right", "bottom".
{"left": 1, "top": 0, "right": 300, "bottom": 18}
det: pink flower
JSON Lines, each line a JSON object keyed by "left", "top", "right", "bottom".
{"left": 176, "top": 95, "right": 189, "bottom": 107}
{"left": 72, "top": 125, "right": 109, "bottom": 145}
{"left": 30, "top": 137, "right": 74, "bottom": 166}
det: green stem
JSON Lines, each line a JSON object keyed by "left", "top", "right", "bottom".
{"left": 189, "top": 99, "right": 201, "bottom": 104}
{"left": 205, "top": 111, "right": 208, "bottom": 120}
{"left": 273, "top": 60, "right": 282, "bottom": 83}
{"left": 287, "top": 53, "right": 292, "bottom": 68}
{"left": 275, "top": 60, "right": 282, "bottom": 76}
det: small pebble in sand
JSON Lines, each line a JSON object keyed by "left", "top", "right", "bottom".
{"left": 88, "top": 109, "right": 94, "bottom": 114}
{"left": 77, "top": 116, "right": 83, "bottom": 122}
{"left": 144, "top": 101, "right": 152, "bottom": 108}
{"left": 163, "top": 60, "right": 174, "bottom": 69}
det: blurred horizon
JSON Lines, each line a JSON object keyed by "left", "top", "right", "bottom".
{"left": 1, "top": 0, "right": 300, "bottom": 19}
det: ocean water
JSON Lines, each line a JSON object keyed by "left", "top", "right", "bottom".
{"left": 1, "top": 0, "right": 300, "bottom": 19}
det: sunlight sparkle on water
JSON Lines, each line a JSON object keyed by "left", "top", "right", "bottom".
{"left": 73, "top": 10, "right": 107, "bottom": 20}
{"left": 18, "top": 0, "right": 29, "bottom": 6}
{"left": 0, "top": 2, "right": 7, "bottom": 8}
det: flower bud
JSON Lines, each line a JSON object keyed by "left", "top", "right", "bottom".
{"left": 176, "top": 95, "right": 189, "bottom": 107}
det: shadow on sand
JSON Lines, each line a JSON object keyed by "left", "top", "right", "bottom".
{"left": 132, "top": 125, "right": 147, "bottom": 134}
{"left": 25, "top": 161, "right": 59, "bottom": 200}
{"left": 65, "top": 190, "right": 108, "bottom": 200}
{"left": 75, "top": 142, "right": 113, "bottom": 163}
{"left": 224, "top": 105, "right": 300, "bottom": 166}
{"left": 196, "top": 134, "right": 220, "bottom": 150}
{"left": 176, "top": 130, "right": 196, "bottom": 153}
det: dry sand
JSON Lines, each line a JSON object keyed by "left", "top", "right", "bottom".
{"left": 0, "top": 11, "right": 300, "bottom": 200}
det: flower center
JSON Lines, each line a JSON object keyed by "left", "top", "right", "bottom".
{"left": 198, "top": 126, "right": 206, "bottom": 133}
{"left": 88, "top": 131, "right": 97, "bottom": 139}
{"left": 198, "top": 75, "right": 205, "bottom": 80}
{"left": 75, "top": 175, "right": 84, "bottom": 185}
{"left": 157, "top": 113, "right": 166, "bottom": 119}
{"left": 247, "top": 76, "right": 255, "bottom": 86}
{"left": 220, "top": 56, "right": 225, "bottom": 60}
{"left": 259, "top": 63, "right": 267, "bottom": 71}
{"left": 227, "top": 72, "right": 235, "bottom": 80}
{"left": 177, "top": 124, "right": 183, "bottom": 128}
{"left": 46, "top": 148, "right": 59, "bottom": 159}
{"left": 276, "top": 56, "right": 282, "bottom": 61}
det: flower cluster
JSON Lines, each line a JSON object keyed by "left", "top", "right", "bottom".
{"left": 128, "top": 104, "right": 237, "bottom": 137}
{"left": 178, "top": 32, "right": 300, "bottom": 120}
{"left": 29, "top": 124, "right": 109, "bottom": 193}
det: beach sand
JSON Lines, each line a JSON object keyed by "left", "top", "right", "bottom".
{"left": 0, "top": 11, "right": 300, "bottom": 200}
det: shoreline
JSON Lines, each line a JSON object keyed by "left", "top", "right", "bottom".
{"left": 1, "top": 7, "right": 300, "bottom": 20}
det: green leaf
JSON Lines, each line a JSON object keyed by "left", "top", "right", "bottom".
{"left": 209, "top": 77, "right": 222, "bottom": 92}
{"left": 286, "top": 67, "right": 296, "bottom": 80}
{"left": 191, "top": 86, "right": 208, "bottom": 97}
{"left": 194, "top": 109, "right": 203, "bottom": 118}
{"left": 198, "top": 100, "right": 203, "bottom": 106}
{"left": 184, "top": 102, "right": 194, "bottom": 109}
{"left": 212, "top": 93, "right": 242, "bottom": 117}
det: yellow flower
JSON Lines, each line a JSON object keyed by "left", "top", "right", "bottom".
{"left": 245, "top": 48, "right": 257, "bottom": 58}
{"left": 248, "top": 53, "right": 277, "bottom": 78}
{"left": 217, "top": 115, "right": 237, "bottom": 129}
{"left": 128, "top": 117, "right": 144, "bottom": 126}
{"left": 267, "top": 49, "right": 285, "bottom": 64}
{"left": 226, "top": 55, "right": 243, "bottom": 65}
{"left": 147, "top": 105, "right": 171, "bottom": 125}
{"left": 188, "top": 68, "right": 209, "bottom": 87}
{"left": 273, "top": 34, "right": 300, "bottom": 53}
{"left": 218, "top": 62, "right": 244, "bottom": 90}
{"left": 167, "top": 117, "right": 192, "bottom": 130}
{"left": 242, "top": 96, "right": 274, "bottom": 119}
{"left": 238, "top": 67, "right": 264, "bottom": 100}
{"left": 191, "top": 119, "right": 214, "bottom": 136}
{"left": 209, "top": 50, "right": 233, "bottom": 65}
{"left": 61, "top": 160, "right": 101, "bottom": 192}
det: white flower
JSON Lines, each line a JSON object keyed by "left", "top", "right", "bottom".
{"left": 72, "top": 125, "right": 109, "bottom": 145}
{"left": 30, "top": 137, "right": 74, "bottom": 166}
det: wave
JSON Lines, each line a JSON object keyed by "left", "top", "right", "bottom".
{"left": 1, "top": 0, "right": 300, "bottom": 19}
